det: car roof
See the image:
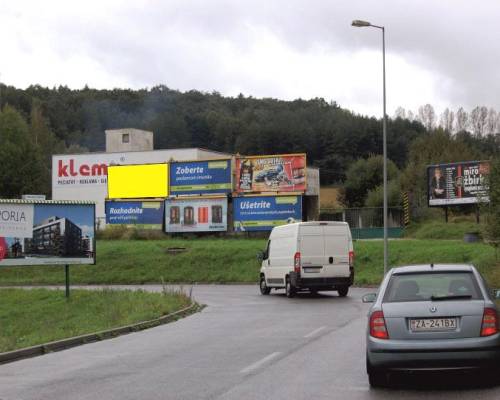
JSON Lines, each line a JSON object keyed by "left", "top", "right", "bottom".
{"left": 390, "top": 264, "right": 475, "bottom": 275}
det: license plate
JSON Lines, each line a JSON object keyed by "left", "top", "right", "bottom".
{"left": 410, "top": 318, "right": 457, "bottom": 332}
{"left": 303, "top": 266, "right": 322, "bottom": 273}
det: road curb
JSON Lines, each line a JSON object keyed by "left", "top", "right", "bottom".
{"left": 0, "top": 302, "right": 201, "bottom": 365}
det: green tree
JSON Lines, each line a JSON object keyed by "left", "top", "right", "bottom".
{"left": 483, "top": 157, "right": 500, "bottom": 258}
{"left": 401, "top": 129, "right": 483, "bottom": 207}
{"left": 340, "top": 155, "right": 400, "bottom": 207}
{"left": 30, "top": 101, "right": 65, "bottom": 195}
{"left": 364, "top": 179, "right": 402, "bottom": 208}
{"left": 0, "top": 106, "right": 45, "bottom": 197}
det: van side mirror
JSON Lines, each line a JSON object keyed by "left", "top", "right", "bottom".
{"left": 362, "top": 293, "right": 377, "bottom": 303}
{"left": 257, "top": 251, "right": 265, "bottom": 262}
{"left": 491, "top": 289, "right": 500, "bottom": 299}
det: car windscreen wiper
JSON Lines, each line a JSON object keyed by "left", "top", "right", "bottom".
{"left": 430, "top": 294, "right": 472, "bottom": 301}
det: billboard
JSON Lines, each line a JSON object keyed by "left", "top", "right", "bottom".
{"left": 0, "top": 201, "right": 95, "bottom": 266}
{"left": 105, "top": 200, "right": 164, "bottom": 229}
{"left": 235, "top": 154, "right": 306, "bottom": 193}
{"left": 428, "top": 161, "right": 490, "bottom": 206}
{"left": 107, "top": 163, "right": 169, "bottom": 199}
{"left": 52, "top": 149, "right": 230, "bottom": 222}
{"left": 170, "top": 159, "right": 232, "bottom": 195}
{"left": 164, "top": 197, "right": 227, "bottom": 233}
{"left": 233, "top": 195, "right": 302, "bottom": 231}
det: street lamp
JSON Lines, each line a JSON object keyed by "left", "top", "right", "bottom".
{"left": 352, "top": 19, "right": 389, "bottom": 276}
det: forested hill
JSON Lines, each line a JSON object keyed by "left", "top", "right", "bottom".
{"left": 0, "top": 83, "right": 425, "bottom": 185}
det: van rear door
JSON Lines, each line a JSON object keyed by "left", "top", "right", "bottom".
{"left": 323, "top": 225, "right": 351, "bottom": 277}
{"left": 299, "top": 224, "right": 350, "bottom": 278}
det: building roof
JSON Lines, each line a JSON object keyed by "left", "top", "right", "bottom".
{"left": 52, "top": 147, "right": 233, "bottom": 157}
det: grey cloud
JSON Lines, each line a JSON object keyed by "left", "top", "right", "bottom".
{"left": 5, "top": 0, "right": 500, "bottom": 111}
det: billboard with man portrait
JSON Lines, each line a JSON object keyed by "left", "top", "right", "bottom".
{"left": 427, "top": 161, "right": 490, "bottom": 206}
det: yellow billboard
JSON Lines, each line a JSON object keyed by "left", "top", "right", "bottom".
{"left": 107, "top": 163, "right": 169, "bottom": 199}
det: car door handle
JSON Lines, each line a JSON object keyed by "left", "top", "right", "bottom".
{"left": 267, "top": 259, "right": 270, "bottom": 266}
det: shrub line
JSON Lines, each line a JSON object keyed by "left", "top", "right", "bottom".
{"left": 0, "top": 302, "right": 201, "bottom": 365}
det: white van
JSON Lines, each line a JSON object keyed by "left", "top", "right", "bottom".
{"left": 259, "top": 222, "right": 354, "bottom": 298}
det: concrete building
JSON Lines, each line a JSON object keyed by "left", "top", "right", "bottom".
{"left": 52, "top": 147, "right": 233, "bottom": 224}
{"left": 52, "top": 128, "right": 321, "bottom": 228}
{"left": 105, "top": 129, "right": 154, "bottom": 153}
{"left": 25, "top": 216, "right": 83, "bottom": 257}
{"left": 305, "top": 166, "right": 320, "bottom": 221}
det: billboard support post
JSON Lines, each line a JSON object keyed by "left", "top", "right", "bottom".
{"left": 65, "top": 265, "right": 70, "bottom": 299}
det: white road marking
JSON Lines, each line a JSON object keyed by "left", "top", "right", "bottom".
{"left": 240, "top": 352, "right": 281, "bottom": 374}
{"left": 304, "top": 326, "right": 326, "bottom": 338}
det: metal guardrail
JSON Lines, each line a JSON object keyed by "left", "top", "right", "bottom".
{"left": 319, "top": 207, "right": 404, "bottom": 229}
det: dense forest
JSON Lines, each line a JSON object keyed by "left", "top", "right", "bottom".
{"left": 0, "top": 83, "right": 499, "bottom": 207}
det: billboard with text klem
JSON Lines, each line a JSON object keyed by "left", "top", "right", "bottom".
{"left": 169, "top": 159, "right": 231, "bottom": 195}
{"left": 235, "top": 154, "right": 306, "bottom": 193}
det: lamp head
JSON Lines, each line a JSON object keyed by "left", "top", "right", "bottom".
{"left": 352, "top": 20, "right": 371, "bottom": 27}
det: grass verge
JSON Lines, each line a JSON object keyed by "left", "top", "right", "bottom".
{"left": 0, "top": 238, "right": 499, "bottom": 288}
{"left": 404, "top": 220, "right": 483, "bottom": 240}
{"left": 0, "top": 288, "right": 192, "bottom": 353}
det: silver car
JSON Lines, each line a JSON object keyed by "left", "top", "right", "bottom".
{"left": 363, "top": 264, "right": 500, "bottom": 387}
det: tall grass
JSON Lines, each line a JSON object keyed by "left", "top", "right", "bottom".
{"left": 0, "top": 288, "right": 191, "bottom": 352}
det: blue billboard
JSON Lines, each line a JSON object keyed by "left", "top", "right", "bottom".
{"left": 169, "top": 159, "right": 232, "bottom": 195}
{"left": 105, "top": 200, "right": 164, "bottom": 228}
{"left": 233, "top": 195, "right": 302, "bottom": 232}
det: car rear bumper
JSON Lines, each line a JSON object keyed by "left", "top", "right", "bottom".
{"left": 290, "top": 269, "right": 354, "bottom": 289}
{"left": 367, "top": 334, "right": 500, "bottom": 371}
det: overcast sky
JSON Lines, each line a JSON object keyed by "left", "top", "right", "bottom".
{"left": 0, "top": 0, "right": 498, "bottom": 117}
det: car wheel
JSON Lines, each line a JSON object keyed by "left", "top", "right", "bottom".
{"left": 367, "top": 357, "right": 388, "bottom": 388}
{"left": 260, "top": 276, "right": 271, "bottom": 295}
{"left": 368, "top": 371, "right": 388, "bottom": 388}
{"left": 310, "top": 289, "right": 318, "bottom": 295}
{"left": 285, "top": 278, "right": 296, "bottom": 298}
{"left": 337, "top": 286, "right": 349, "bottom": 297}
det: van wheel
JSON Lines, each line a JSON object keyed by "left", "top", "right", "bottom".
{"left": 260, "top": 276, "right": 271, "bottom": 295}
{"left": 337, "top": 286, "right": 349, "bottom": 297}
{"left": 285, "top": 278, "right": 296, "bottom": 298}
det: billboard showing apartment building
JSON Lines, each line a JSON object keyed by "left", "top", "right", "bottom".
{"left": 0, "top": 201, "right": 95, "bottom": 266}
{"left": 428, "top": 161, "right": 490, "bottom": 206}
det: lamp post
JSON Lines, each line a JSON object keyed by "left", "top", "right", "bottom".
{"left": 352, "top": 19, "right": 389, "bottom": 275}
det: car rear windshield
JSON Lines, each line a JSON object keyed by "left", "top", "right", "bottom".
{"left": 383, "top": 271, "right": 483, "bottom": 303}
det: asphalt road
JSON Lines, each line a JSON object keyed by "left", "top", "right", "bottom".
{"left": 1, "top": 285, "right": 500, "bottom": 400}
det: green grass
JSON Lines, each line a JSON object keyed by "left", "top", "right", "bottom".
{"left": 0, "top": 288, "right": 192, "bottom": 353}
{"left": 404, "top": 220, "right": 483, "bottom": 240}
{"left": 1, "top": 238, "right": 499, "bottom": 289}
{"left": 0, "top": 238, "right": 265, "bottom": 285}
{"left": 354, "top": 240, "right": 498, "bottom": 287}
